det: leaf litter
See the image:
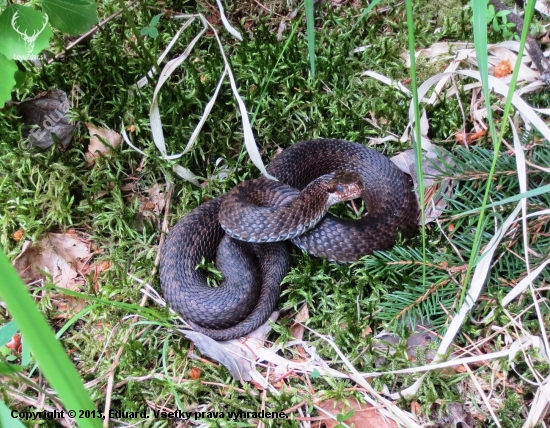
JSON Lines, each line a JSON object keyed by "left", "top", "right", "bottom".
{"left": 12, "top": 230, "right": 108, "bottom": 317}
{"left": 84, "top": 123, "right": 122, "bottom": 166}
{"left": 362, "top": 27, "right": 550, "bottom": 426}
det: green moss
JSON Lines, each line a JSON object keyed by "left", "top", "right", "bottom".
{"left": 1, "top": 0, "right": 548, "bottom": 426}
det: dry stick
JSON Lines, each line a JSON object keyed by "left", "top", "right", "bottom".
{"left": 252, "top": 0, "right": 286, "bottom": 17}
{"left": 102, "top": 180, "right": 174, "bottom": 428}
{"left": 489, "top": 0, "right": 550, "bottom": 83}
{"left": 463, "top": 364, "right": 502, "bottom": 428}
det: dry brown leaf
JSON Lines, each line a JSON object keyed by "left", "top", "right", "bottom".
{"left": 147, "top": 183, "right": 166, "bottom": 215}
{"left": 120, "top": 182, "right": 138, "bottom": 193}
{"left": 13, "top": 231, "right": 91, "bottom": 290}
{"left": 81, "top": 260, "right": 111, "bottom": 293}
{"left": 133, "top": 184, "right": 166, "bottom": 217}
{"left": 318, "top": 398, "right": 397, "bottom": 428}
{"left": 290, "top": 304, "right": 309, "bottom": 340}
{"left": 410, "top": 400, "right": 421, "bottom": 416}
{"left": 12, "top": 231, "right": 98, "bottom": 318}
{"left": 14, "top": 89, "right": 76, "bottom": 149}
{"left": 133, "top": 184, "right": 167, "bottom": 230}
{"left": 85, "top": 123, "right": 122, "bottom": 166}
{"left": 361, "top": 325, "right": 373, "bottom": 338}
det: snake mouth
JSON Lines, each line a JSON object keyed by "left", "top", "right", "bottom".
{"left": 328, "top": 197, "right": 367, "bottom": 220}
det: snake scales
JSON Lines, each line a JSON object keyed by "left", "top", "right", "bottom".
{"left": 160, "top": 139, "right": 418, "bottom": 340}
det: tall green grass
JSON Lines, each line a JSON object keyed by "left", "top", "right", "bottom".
{"left": 461, "top": 0, "right": 535, "bottom": 306}
{"left": 0, "top": 253, "right": 101, "bottom": 428}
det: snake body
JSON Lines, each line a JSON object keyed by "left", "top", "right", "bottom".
{"left": 160, "top": 139, "right": 418, "bottom": 340}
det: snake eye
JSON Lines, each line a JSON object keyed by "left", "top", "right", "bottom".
{"left": 336, "top": 184, "right": 344, "bottom": 192}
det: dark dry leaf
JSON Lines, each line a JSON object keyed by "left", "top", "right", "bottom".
{"left": 14, "top": 89, "right": 75, "bottom": 149}
{"left": 374, "top": 323, "right": 438, "bottom": 367}
{"left": 182, "top": 331, "right": 256, "bottom": 382}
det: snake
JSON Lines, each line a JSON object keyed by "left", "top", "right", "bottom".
{"left": 160, "top": 139, "right": 418, "bottom": 341}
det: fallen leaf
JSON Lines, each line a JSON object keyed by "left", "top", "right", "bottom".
{"left": 14, "top": 89, "right": 75, "bottom": 149}
{"left": 361, "top": 325, "right": 373, "bottom": 338}
{"left": 52, "top": 295, "right": 86, "bottom": 319}
{"left": 318, "top": 398, "right": 397, "bottom": 428}
{"left": 85, "top": 123, "right": 122, "bottom": 166}
{"left": 183, "top": 331, "right": 254, "bottom": 382}
{"left": 410, "top": 400, "right": 421, "bottom": 416}
{"left": 290, "top": 304, "right": 309, "bottom": 340}
{"left": 432, "top": 402, "right": 475, "bottom": 428}
{"left": 391, "top": 149, "right": 453, "bottom": 224}
{"left": 406, "top": 329, "right": 438, "bottom": 363}
{"left": 181, "top": 313, "right": 278, "bottom": 383}
{"left": 12, "top": 231, "right": 105, "bottom": 318}
{"left": 133, "top": 184, "right": 167, "bottom": 230}
{"left": 81, "top": 260, "right": 110, "bottom": 293}
{"left": 13, "top": 231, "right": 91, "bottom": 290}
{"left": 373, "top": 323, "right": 438, "bottom": 367}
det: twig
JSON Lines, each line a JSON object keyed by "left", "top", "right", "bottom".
{"left": 102, "top": 179, "right": 173, "bottom": 427}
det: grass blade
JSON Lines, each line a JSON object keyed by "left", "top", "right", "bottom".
{"left": 0, "top": 252, "right": 101, "bottom": 428}
{"left": 404, "top": 0, "right": 427, "bottom": 287}
{"left": 0, "top": 400, "right": 26, "bottom": 428}
{"left": 459, "top": 0, "right": 535, "bottom": 307}
{"left": 305, "top": 0, "right": 316, "bottom": 78}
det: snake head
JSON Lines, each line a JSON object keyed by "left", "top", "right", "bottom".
{"left": 326, "top": 171, "right": 364, "bottom": 204}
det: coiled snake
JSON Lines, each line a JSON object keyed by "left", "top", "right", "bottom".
{"left": 160, "top": 139, "right": 418, "bottom": 340}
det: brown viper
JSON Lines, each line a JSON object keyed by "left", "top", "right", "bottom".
{"left": 159, "top": 139, "right": 418, "bottom": 340}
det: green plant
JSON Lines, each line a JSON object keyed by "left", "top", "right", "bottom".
{"left": 0, "top": 0, "right": 98, "bottom": 107}
{"left": 486, "top": 3, "right": 515, "bottom": 38}
{"left": 0, "top": 253, "right": 101, "bottom": 428}
{"left": 334, "top": 408, "right": 354, "bottom": 428}
{"left": 140, "top": 12, "right": 163, "bottom": 39}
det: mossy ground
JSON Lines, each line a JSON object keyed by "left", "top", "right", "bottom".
{"left": 1, "top": 1, "right": 549, "bottom": 427}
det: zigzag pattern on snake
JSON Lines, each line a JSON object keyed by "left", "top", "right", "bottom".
{"left": 159, "top": 139, "right": 418, "bottom": 340}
